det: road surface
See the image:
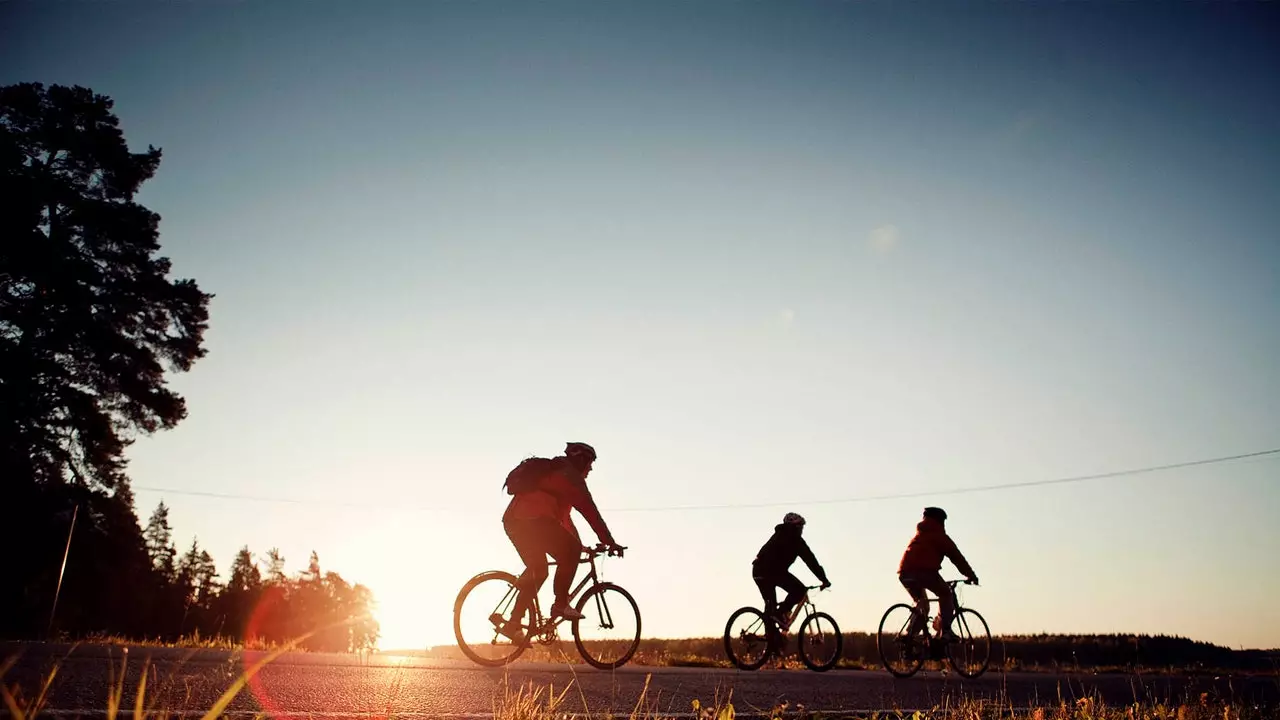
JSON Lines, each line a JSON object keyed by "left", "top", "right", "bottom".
{"left": 1, "top": 643, "right": 1274, "bottom": 718}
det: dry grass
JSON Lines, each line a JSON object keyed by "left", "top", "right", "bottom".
{"left": 72, "top": 631, "right": 283, "bottom": 652}
{"left": 2, "top": 645, "right": 1273, "bottom": 720}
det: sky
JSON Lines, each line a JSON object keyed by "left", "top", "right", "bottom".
{"left": 3, "top": 0, "right": 1279, "bottom": 651}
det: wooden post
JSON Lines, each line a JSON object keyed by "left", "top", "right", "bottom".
{"left": 46, "top": 504, "right": 79, "bottom": 639}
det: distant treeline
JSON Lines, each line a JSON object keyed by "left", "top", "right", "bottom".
{"left": 2, "top": 481, "right": 379, "bottom": 653}
{"left": 420, "top": 633, "right": 1278, "bottom": 673}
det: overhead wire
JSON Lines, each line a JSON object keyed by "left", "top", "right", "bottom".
{"left": 130, "top": 446, "right": 1280, "bottom": 514}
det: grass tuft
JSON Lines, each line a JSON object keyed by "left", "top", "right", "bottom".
{"left": 2, "top": 634, "right": 1275, "bottom": 720}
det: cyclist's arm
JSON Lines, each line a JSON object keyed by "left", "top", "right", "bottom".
{"left": 797, "top": 540, "right": 830, "bottom": 585}
{"left": 942, "top": 534, "right": 977, "bottom": 580}
{"left": 559, "top": 476, "right": 617, "bottom": 546}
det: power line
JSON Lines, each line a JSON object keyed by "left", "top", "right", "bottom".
{"left": 131, "top": 446, "right": 1280, "bottom": 514}
{"left": 607, "top": 447, "right": 1280, "bottom": 512}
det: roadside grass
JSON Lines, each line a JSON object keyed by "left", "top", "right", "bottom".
{"left": 71, "top": 631, "right": 274, "bottom": 652}
{"left": 2, "top": 645, "right": 1274, "bottom": 720}
{"left": 40, "top": 629, "right": 1276, "bottom": 678}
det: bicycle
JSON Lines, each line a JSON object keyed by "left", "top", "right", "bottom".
{"left": 876, "top": 578, "right": 991, "bottom": 678}
{"left": 723, "top": 586, "right": 843, "bottom": 672}
{"left": 452, "top": 543, "right": 641, "bottom": 670}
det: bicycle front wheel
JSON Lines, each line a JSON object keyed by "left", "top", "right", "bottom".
{"left": 453, "top": 570, "right": 530, "bottom": 667}
{"left": 946, "top": 608, "right": 991, "bottom": 678}
{"left": 877, "top": 603, "right": 925, "bottom": 678}
{"left": 723, "top": 606, "right": 772, "bottom": 671}
{"left": 797, "top": 611, "right": 842, "bottom": 672}
{"left": 572, "top": 582, "right": 641, "bottom": 669}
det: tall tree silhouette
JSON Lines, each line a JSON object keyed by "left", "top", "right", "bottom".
{"left": 0, "top": 82, "right": 378, "bottom": 649}
{"left": 227, "top": 547, "right": 262, "bottom": 594}
{"left": 216, "top": 547, "right": 263, "bottom": 640}
{"left": 0, "top": 81, "right": 212, "bottom": 492}
{"left": 143, "top": 501, "right": 177, "bottom": 579}
{"left": 176, "top": 539, "right": 197, "bottom": 592}
{"left": 265, "top": 548, "right": 287, "bottom": 585}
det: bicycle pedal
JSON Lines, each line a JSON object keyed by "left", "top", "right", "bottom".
{"left": 488, "top": 613, "right": 504, "bottom": 627}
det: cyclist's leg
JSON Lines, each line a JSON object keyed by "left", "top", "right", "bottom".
{"left": 751, "top": 564, "right": 785, "bottom": 646}
{"left": 898, "top": 572, "right": 930, "bottom": 636}
{"left": 922, "top": 573, "right": 954, "bottom": 637}
{"left": 544, "top": 520, "right": 582, "bottom": 617}
{"left": 751, "top": 562, "right": 779, "bottom": 616}
{"left": 504, "top": 519, "right": 550, "bottom": 636}
{"left": 776, "top": 572, "right": 806, "bottom": 621}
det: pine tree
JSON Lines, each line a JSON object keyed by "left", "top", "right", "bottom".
{"left": 265, "top": 548, "right": 286, "bottom": 585}
{"left": 176, "top": 537, "right": 201, "bottom": 606}
{"left": 194, "top": 549, "right": 219, "bottom": 605}
{"left": 142, "top": 501, "right": 176, "bottom": 579}
{"left": 1, "top": 82, "right": 212, "bottom": 491}
{"left": 227, "top": 546, "right": 261, "bottom": 593}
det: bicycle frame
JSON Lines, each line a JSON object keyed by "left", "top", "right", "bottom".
{"left": 913, "top": 580, "right": 972, "bottom": 620}
{"left": 779, "top": 588, "right": 820, "bottom": 631}
{"left": 494, "top": 547, "right": 617, "bottom": 641}
{"left": 900, "top": 579, "right": 977, "bottom": 650}
{"left": 529, "top": 549, "right": 604, "bottom": 629}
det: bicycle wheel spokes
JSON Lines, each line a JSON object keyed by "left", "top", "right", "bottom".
{"left": 723, "top": 607, "right": 771, "bottom": 671}
{"left": 797, "top": 611, "right": 842, "bottom": 672}
{"left": 453, "top": 571, "right": 530, "bottom": 667}
{"left": 946, "top": 608, "right": 991, "bottom": 679}
{"left": 572, "top": 582, "right": 641, "bottom": 670}
{"left": 877, "top": 603, "right": 925, "bottom": 678}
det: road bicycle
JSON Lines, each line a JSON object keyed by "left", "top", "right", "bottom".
{"left": 723, "top": 586, "right": 842, "bottom": 672}
{"left": 876, "top": 578, "right": 991, "bottom": 678}
{"left": 452, "top": 543, "right": 641, "bottom": 670}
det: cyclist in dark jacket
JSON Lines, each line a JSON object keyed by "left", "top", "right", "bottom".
{"left": 752, "top": 512, "right": 831, "bottom": 645}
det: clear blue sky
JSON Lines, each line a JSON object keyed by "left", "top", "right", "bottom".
{"left": 4, "top": 1, "right": 1278, "bottom": 650}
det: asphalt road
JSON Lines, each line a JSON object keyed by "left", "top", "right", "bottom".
{"left": 1, "top": 643, "right": 1275, "bottom": 718}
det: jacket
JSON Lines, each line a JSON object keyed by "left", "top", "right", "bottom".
{"left": 503, "top": 457, "right": 616, "bottom": 546}
{"left": 898, "top": 517, "right": 976, "bottom": 578}
{"left": 753, "top": 523, "right": 829, "bottom": 584}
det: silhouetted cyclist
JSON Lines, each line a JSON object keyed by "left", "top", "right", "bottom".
{"left": 752, "top": 512, "right": 831, "bottom": 649}
{"left": 498, "top": 442, "right": 623, "bottom": 643}
{"left": 898, "top": 506, "right": 979, "bottom": 640}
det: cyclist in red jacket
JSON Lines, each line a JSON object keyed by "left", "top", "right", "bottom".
{"left": 898, "top": 506, "right": 979, "bottom": 640}
{"left": 499, "top": 442, "right": 622, "bottom": 643}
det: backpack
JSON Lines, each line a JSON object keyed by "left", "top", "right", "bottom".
{"left": 503, "top": 456, "right": 557, "bottom": 495}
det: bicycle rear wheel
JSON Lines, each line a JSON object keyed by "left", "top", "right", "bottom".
{"left": 946, "top": 608, "right": 991, "bottom": 678}
{"left": 453, "top": 570, "right": 530, "bottom": 667}
{"left": 572, "top": 582, "right": 641, "bottom": 669}
{"left": 797, "top": 611, "right": 842, "bottom": 672}
{"left": 723, "top": 606, "right": 773, "bottom": 671}
{"left": 877, "top": 603, "right": 925, "bottom": 678}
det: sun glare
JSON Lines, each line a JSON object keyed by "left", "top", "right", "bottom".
{"left": 333, "top": 513, "right": 519, "bottom": 651}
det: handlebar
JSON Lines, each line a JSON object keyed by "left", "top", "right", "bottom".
{"left": 946, "top": 578, "right": 978, "bottom": 587}
{"left": 582, "top": 543, "right": 627, "bottom": 558}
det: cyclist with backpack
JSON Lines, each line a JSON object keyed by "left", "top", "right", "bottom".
{"left": 752, "top": 512, "right": 831, "bottom": 649}
{"left": 498, "top": 441, "right": 623, "bottom": 643}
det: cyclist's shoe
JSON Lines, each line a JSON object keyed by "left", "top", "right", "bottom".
{"left": 551, "top": 603, "right": 585, "bottom": 621}
{"left": 497, "top": 621, "right": 526, "bottom": 644}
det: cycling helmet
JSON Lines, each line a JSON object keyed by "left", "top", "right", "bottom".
{"left": 923, "top": 506, "right": 948, "bottom": 522}
{"left": 782, "top": 512, "right": 806, "bottom": 526}
{"left": 565, "top": 442, "right": 597, "bottom": 463}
